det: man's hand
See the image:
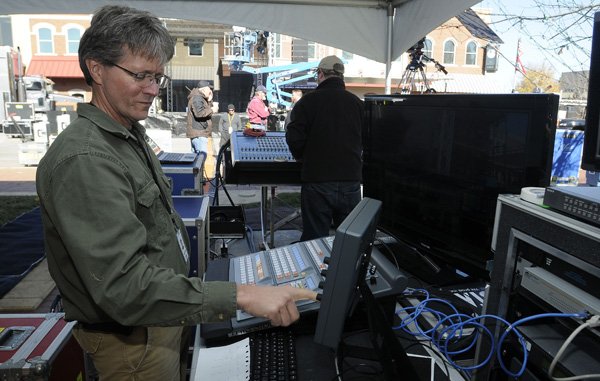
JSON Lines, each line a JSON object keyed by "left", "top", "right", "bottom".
{"left": 236, "top": 284, "right": 318, "bottom": 327}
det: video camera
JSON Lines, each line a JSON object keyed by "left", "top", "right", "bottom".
{"left": 407, "top": 37, "right": 426, "bottom": 54}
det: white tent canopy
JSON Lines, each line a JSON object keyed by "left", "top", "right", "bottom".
{"left": 0, "top": 0, "right": 480, "bottom": 92}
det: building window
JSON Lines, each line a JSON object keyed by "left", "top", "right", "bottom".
{"left": 443, "top": 40, "right": 455, "bottom": 64}
{"left": 38, "top": 27, "right": 53, "bottom": 54}
{"left": 423, "top": 38, "right": 433, "bottom": 57}
{"left": 465, "top": 41, "right": 477, "bottom": 65}
{"left": 66, "top": 28, "right": 81, "bottom": 54}
{"left": 342, "top": 51, "right": 353, "bottom": 61}
{"left": 187, "top": 39, "right": 204, "bottom": 56}
{"left": 308, "top": 42, "right": 316, "bottom": 60}
{"left": 272, "top": 33, "right": 282, "bottom": 58}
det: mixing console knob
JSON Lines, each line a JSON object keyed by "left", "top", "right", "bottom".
{"left": 320, "top": 269, "right": 327, "bottom": 278}
{"left": 323, "top": 257, "right": 330, "bottom": 265}
{"left": 318, "top": 281, "right": 325, "bottom": 289}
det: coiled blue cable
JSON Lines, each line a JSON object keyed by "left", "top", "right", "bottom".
{"left": 396, "top": 288, "right": 587, "bottom": 377}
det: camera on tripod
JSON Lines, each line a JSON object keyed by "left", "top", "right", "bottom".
{"left": 407, "top": 37, "right": 426, "bottom": 54}
{"left": 397, "top": 37, "right": 447, "bottom": 94}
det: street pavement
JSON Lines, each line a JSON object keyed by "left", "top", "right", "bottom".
{"left": 0, "top": 134, "right": 38, "bottom": 195}
{"left": 0, "top": 133, "right": 212, "bottom": 196}
{"left": 0, "top": 133, "right": 295, "bottom": 203}
{"left": 0, "top": 133, "right": 203, "bottom": 196}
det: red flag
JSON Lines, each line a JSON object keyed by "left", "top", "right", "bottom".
{"left": 515, "top": 39, "right": 526, "bottom": 74}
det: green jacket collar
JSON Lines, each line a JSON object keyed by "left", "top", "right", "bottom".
{"left": 77, "top": 103, "right": 146, "bottom": 142}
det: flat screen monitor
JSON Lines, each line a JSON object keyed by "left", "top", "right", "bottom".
{"left": 582, "top": 11, "right": 600, "bottom": 171}
{"left": 313, "top": 197, "right": 382, "bottom": 349}
{"left": 363, "top": 93, "right": 559, "bottom": 284}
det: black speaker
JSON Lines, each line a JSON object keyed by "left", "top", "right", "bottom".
{"left": 582, "top": 11, "right": 600, "bottom": 170}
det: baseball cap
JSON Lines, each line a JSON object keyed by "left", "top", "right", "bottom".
{"left": 318, "top": 56, "right": 344, "bottom": 74}
{"left": 197, "top": 80, "right": 213, "bottom": 89}
{"left": 256, "top": 85, "right": 267, "bottom": 92}
{"left": 227, "top": 104, "right": 235, "bottom": 110}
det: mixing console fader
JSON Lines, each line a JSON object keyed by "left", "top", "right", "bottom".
{"left": 232, "top": 132, "right": 296, "bottom": 162}
{"left": 231, "top": 238, "right": 329, "bottom": 323}
{"left": 200, "top": 235, "right": 408, "bottom": 339}
{"left": 225, "top": 131, "right": 302, "bottom": 184}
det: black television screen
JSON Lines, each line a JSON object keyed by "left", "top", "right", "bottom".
{"left": 582, "top": 11, "right": 600, "bottom": 171}
{"left": 363, "top": 94, "right": 558, "bottom": 283}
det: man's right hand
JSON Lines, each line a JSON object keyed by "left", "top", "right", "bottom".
{"left": 236, "top": 284, "right": 318, "bottom": 327}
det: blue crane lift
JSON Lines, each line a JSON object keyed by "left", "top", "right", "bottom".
{"left": 222, "top": 30, "right": 319, "bottom": 109}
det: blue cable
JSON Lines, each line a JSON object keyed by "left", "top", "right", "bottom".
{"left": 496, "top": 311, "right": 586, "bottom": 378}
{"left": 396, "top": 288, "right": 587, "bottom": 377}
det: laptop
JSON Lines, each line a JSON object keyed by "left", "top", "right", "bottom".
{"left": 145, "top": 135, "right": 198, "bottom": 164}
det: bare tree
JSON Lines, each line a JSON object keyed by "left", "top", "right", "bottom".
{"left": 481, "top": 0, "right": 598, "bottom": 80}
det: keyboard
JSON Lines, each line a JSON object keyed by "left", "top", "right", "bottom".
{"left": 249, "top": 328, "right": 298, "bottom": 381}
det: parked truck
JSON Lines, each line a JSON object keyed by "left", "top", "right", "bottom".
{"left": 1, "top": 45, "right": 82, "bottom": 165}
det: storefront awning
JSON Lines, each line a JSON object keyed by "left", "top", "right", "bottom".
{"left": 26, "top": 56, "right": 83, "bottom": 78}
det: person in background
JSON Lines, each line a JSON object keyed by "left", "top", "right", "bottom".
{"left": 36, "top": 5, "right": 316, "bottom": 380}
{"left": 187, "top": 80, "right": 213, "bottom": 156}
{"left": 286, "top": 56, "right": 363, "bottom": 241}
{"left": 246, "top": 84, "right": 270, "bottom": 127}
{"left": 290, "top": 89, "right": 303, "bottom": 107}
{"left": 284, "top": 89, "right": 303, "bottom": 128}
{"left": 217, "top": 103, "right": 242, "bottom": 151}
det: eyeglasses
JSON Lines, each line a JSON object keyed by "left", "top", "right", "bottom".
{"left": 110, "top": 62, "right": 171, "bottom": 89}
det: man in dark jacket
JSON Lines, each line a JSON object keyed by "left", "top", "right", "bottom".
{"left": 286, "top": 56, "right": 363, "bottom": 241}
{"left": 186, "top": 80, "right": 213, "bottom": 154}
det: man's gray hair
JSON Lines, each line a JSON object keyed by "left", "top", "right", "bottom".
{"left": 78, "top": 5, "right": 175, "bottom": 86}
{"left": 320, "top": 69, "right": 344, "bottom": 80}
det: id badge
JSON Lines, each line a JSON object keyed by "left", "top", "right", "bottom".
{"left": 176, "top": 228, "right": 189, "bottom": 264}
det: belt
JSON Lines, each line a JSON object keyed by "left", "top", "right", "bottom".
{"left": 78, "top": 321, "right": 134, "bottom": 336}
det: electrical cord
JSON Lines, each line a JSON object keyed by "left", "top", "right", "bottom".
{"left": 547, "top": 315, "right": 600, "bottom": 381}
{"left": 211, "top": 139, "right": 236, "bottom": 207}
{"left": 496, "top": 312, "right": 587, "bottom": 378}
{"left": 372, "top": 237, "right": 401, "bottom": 271}
{"left": 395, "top": 288, "right": 588, "bottom": 378}
{"left": 245, "top": 224, "right": 256, "bottom": 253}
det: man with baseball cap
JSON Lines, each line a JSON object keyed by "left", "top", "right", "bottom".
{"left": 246, "top": 84, "right": 270, "bottom": 126}
{"left": 286, "top": 55, "right": 364, "bottom": 241}
{"left": 186, "top": 80, "right": 214, "bottom": 155}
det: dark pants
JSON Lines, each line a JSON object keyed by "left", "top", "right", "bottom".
{"left": 300, "top": 181, "right": 361, "bottom": 241}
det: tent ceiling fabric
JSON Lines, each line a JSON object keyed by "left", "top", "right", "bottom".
{"left": 0, "top": 0, "right": 480, "bottom": 63}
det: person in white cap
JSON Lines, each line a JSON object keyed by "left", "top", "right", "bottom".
{"left": 246, "top": 84, "right": 270, "bottom": 126}
{"left": 286, "top": 55, "right": 364, "bottom": 241}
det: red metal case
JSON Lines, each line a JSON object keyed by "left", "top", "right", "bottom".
{"left": 0, "top": 313, "right": 85, "bottom": 381}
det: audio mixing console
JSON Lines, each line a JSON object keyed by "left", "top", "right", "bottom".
{"left": 201, "top": 236, "right": 408, "bottom": 339}
{"left": 225, "top": 131, "right": 302, "bottom": 184}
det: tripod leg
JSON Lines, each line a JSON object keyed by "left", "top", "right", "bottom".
{"left": 407, "top": 71, "right": 416, "bottom": 94}
{"left": 418, "top": 67, "right": 435, "bottom": 93}
{"left": 400, "top": 70, "right": 417, "bottom": 94}
{"left": 398, "top": 70, "right": 410, "bottom": 94}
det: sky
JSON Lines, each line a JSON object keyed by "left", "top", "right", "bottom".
{"left": 475, "top": 0, "right": 596, "bottom": 87}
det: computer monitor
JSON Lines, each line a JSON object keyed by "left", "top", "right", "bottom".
{"left": 313, "top": 197, "right": 419, "bottom": 380}
{"left": 313, "top": 197, "right": 382, "bottom": 349}
{"left": 581, "top": 11, "right": 600, "bottom": 171}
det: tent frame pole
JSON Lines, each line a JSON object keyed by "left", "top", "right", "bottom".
{"left": 385, "top": 2, "right": 393, "bottom": 94}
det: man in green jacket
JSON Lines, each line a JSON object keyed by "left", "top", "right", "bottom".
{"left": 36, "top": 6, "right": 315, "bottom": 380}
